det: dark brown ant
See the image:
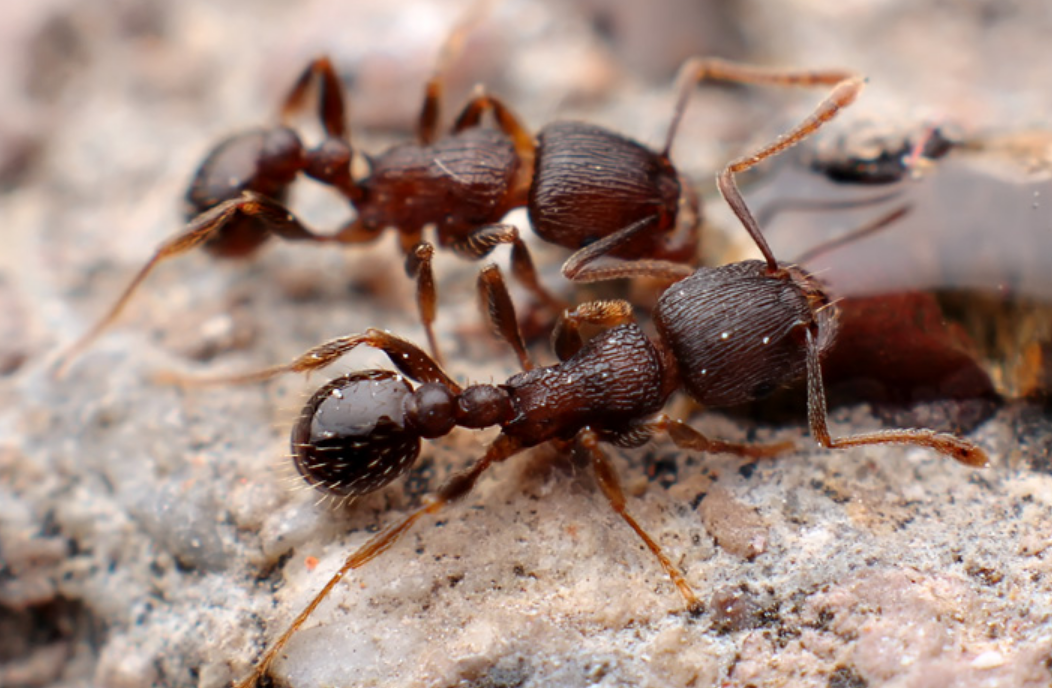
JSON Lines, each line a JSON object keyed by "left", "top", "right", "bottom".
{"left": 160, "top": 72, "right": 989, "bottom": 687}
{"left": 52, "top": 7, "right": 866, "bottom": 376}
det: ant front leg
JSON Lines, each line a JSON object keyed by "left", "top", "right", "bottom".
{"left": 452, "top": 224, "right": 567, "bottom": 313}
{"left": 801, "top": 327, "right": 989, "bottom": 467}
{"left": 52, "top": 192, "right": 331, "bottom": 378}
{"left": 551, "top": 299, "right": 637, "bottom": 361}
{"left": 477, "top": 264, "right": 534, "bottom": 371}
{"left": 405, "top": 242, "right": 444, "bottom": 365}
{"left": 157, "top": 327, "right": 460, "bottom": 392}
{"left": 574, "top": 429, "right": 701, "bottom": 613}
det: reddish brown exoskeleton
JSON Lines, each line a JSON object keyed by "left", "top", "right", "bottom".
{"left": 160, "top": 70, "right": 988, "bottom": 688}
{"left": 53, "top": 10, "right": 865, "bottom": 376}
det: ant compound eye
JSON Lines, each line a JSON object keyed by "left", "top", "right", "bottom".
{"left": 291, "top": 370, "right": 421, "bottom": 498}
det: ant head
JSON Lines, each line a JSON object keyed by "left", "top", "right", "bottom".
{"left": 655, "top": 260, "right": 840, "bottom": 407}
{"left": 291, "top": 370, "right": 422, "bottom": 498}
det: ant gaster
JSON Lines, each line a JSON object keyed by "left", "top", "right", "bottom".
{"left": 163, "top": 72, "right": 989, "bottom": 688}
{"left": 53, "top": 8, "right": 869, "bottom": 375}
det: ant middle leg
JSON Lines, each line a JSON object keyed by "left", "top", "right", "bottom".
{"left": 644, "top": 413, "right": 797, "bottom": 459}
{"left": 452, "top": 88, "right": 536, "bottom": 178}
{"left": 575, "top": 428, "right": 701, "bottom": 613}
{"left": 53, "top": 192, "right": 332, "bottom": 377}
{"left": 801, "top": 327, "right": 990, "bottom": 467}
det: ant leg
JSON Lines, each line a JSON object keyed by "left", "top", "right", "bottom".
{"left": 281, "top": 56, "right": 347, "bottom": 139}
{"left": 575, "top": 429, "right": 701, "bottom": 613}
{"left": 664, "top": 58, "right": 861, "bottom": 158}
{"left": 716, "top": 76, "right": 866, "bottom": 272}
{"left": 646, "top": 414, "right": 797, "bottom": 459}
{"left": 551, "top": 299, "right": 636, "bottom": 362}
{"left": 330, "top": 216, "right": 384, "bottom": 245}
{"left": 451, "top": 88, "right": 536, "bottom": 200}
{"left": 453, "top": 224, "right": 566, "bottom": 312}
{"left": 157, "top": 327, "right": 461, "bottom": 392}
{"left": 477, "top": 264, "right": 534, "bottom": 371}
{"left": 279, "top": 59, "right": 365, "bottom": 203}
{"left": 233, "top": 432, "right": 524, "bottom": 688}
{"left": 452, "top": 89, "right": 535, "bottom": 169}
{"left": 802, "top": 327, "right": 989, "bottom": 467}
{"left": 416, "top": 1, "right": 495, "bottom": 144}
{"left": 405, "top": 242, "right": 444, "bottom": 365}
{"left": 561, "top": 216, "right": 695, "bottom": 284}
{"left": 52, "top": 192, "right": 330, "bottom": 378}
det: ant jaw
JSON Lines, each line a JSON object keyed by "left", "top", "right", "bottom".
{"left": 291, "top": 371, "right": 422, "bottom": 498}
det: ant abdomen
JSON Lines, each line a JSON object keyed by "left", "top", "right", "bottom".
{"left": 529, "top": 121, "right": 684, "bottom": 260}
{"left": 291, "top": 370, "right": 421, "bottom": 498}
{"left": 654, "top": 260, "right": 838, "bottom": 407}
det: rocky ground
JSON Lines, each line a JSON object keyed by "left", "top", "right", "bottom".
{"left": 1, "top": 1, "right": 1051, "bottom": 687}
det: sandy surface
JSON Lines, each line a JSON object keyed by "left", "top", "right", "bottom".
{"left": 2, "top": 1, "right": 1051, "bottom": 687}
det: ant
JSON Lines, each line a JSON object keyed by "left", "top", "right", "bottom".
{"left": 52, "top": 5, "right": 868, "bottom": 375}
{"left": 160, "top": 70, "right": 989, "bottom": 688}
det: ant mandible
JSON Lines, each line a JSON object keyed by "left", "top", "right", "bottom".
{"left": 52, "top": 5, "right": 866, "bottom": 375}
{"left": 162, "top": 70, "right": 988, "bottom": 688}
